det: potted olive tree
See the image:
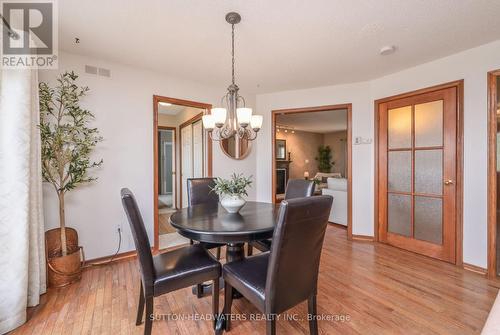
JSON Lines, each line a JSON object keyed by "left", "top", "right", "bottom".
{"left": 39, "top": 71, "right": 103, "bottom": 287}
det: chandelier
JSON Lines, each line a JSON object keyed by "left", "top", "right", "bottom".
{"left": 202, "top": 12, "right": 263, "bottom": 141}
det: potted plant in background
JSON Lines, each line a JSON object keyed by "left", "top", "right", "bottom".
{"left": 212, "top": 173, "right": 252, "bottom": 214}
{"left": 315, "top": 145, "right": 335, "bottom": 172}
{"left": 39, "top": 71, "right": 103, "bottom": 287}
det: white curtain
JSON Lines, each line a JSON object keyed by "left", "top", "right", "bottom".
{"left": 0, "top": 68, "right": 46, "bottom": 334}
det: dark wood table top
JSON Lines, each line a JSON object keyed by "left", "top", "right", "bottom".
{"left": 169, "top": 201, "right": 279, "bottom": 244}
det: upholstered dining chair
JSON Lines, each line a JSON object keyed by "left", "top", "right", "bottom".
{"left": 220, "top": 195, "right": 332, "bottom": 335}
{"left": 187, "top": 178, "right": 225, "bottom": 296}
{"left": 283, "top": 179, "right": 316, "bottom": 200}
{"left": 121, "top": 188, "right": 221, "bottom": 335}
{"left": 248, "top": 179, "right": 315, "bottom": 255}
{"left": 187, "top": 178, "right": 224, "bottom": 259}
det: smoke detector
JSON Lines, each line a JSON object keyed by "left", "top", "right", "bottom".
{"left": 380, "top": 45, "right": 396, "bottom": 56}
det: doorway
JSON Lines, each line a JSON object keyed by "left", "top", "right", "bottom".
{"left": 487, "top": 70, "right": 500, "bottom": 278}
{"left": 271, "top": 104, "right": 353, "bottom": 239}
{"left": 153, "top": 95, "right": 213, "bottom": 252}
{"left": 375, "top": 81, "right": 463, "bottom": 264}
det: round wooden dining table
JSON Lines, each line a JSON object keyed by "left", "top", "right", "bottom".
{"left": 169, "top": 201, "right": 279, "bottom": 264}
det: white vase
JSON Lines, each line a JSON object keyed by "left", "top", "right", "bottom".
{"left": 220, "top": 194, "right": 246, "bottom": 214}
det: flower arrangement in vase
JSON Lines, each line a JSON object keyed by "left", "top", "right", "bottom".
{"left": 212, "top": 173, "right": 252, "bottom": 214}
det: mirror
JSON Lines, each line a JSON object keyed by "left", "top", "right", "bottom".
{"left": 276, "top": 139, "right": 287, "bottom": 160}
{"left": 220, "top": 137, "right": 252, "bottom": 160}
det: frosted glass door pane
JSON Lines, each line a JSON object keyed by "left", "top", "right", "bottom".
{"left": 388, "top": 151, "right": 412, "bottom": 192}
{"left": 388, "top": 194, "right": 411, "bottom": 237}
{"left": 388, "top": 106, "right": 412, "bottom": 149}
{"left": 415, "top": 101, "right": 443, "bottom": 147}
{"left": 415, "top": 150, "right": 442, "bottom": 195}
{"left": 414, "top": 197, "right": 443, "bottom": 244}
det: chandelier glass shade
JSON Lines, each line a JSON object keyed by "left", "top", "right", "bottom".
{"left": 202, "top": 12, "right": 263, "bottom": 141}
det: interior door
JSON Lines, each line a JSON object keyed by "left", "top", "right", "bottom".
{"left": 163, "top": 142, "right": 172, "bottom": 193}
{"left": 181, "top": 124, "right": 193, "bottom": 208}
{"left": 192, "top": 120, "right": 204, "bottom": 178}
{"left": 378, "top": 86, "right": 457, "bottom": 263}
{"left": 171, "top": 133, "right": 176, "bottom": 208}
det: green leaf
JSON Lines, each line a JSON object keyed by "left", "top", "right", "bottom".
{"left": 38, "top": 71, "right": 103, "bottom": 192}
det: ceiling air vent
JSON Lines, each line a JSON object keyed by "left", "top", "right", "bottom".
{"left": 85, "top": 65, "right": 97, "bottom": 75}
{"left": 98, "top": 68, "right": 111, "bottom": 77}
{"left": 85, "top": 65, "right": 111, "bottom": 78}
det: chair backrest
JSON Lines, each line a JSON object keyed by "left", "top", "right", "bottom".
{"left": 284, "top": 179, "right": 315, "bottom": 200}
{"left": 187, "top": 178, "right": 219, "bottom": 207}
{"left": 120, "top": 188, "right": 155, "bottom": 290}
{"left": 265, "top": 195, "right": 333, "bottom": 314}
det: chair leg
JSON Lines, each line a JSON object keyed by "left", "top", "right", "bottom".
{"left": 195, "top": 284, "right": 203, "bottom": 298}
{"left": 136, "top": 281, "right": 145, "bottom": 325}
{"left": 247, "top": 244, "right": 253, "bottom": 256}
{"left": 224, "top": 282, "right": 233, "bottom": 331}
{"left": 308, "top": 294, "right": 318, "bottom": 335}
{"left": 266, "top": 318, "right": 276, "bottom": 335}
{"left": 212, "top": 279, "right": 219, "bottom": 329}
{"left": 216, "top": 247, "right": 221, "bottom": 260}
{"left": 144, "top": 297, "right": 153, "bottom": 335}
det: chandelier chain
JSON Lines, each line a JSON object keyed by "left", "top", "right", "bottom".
{"left": 231, "top": 23, "right": 235, "bottom": 85}
{"left": 204, "top": 12, "right": 261, "bottom": 142}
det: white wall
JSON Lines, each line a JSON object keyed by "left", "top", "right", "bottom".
{"left": 256, "top": 39, "right": 500, "bottom": 268}
{"left": 39, "top": 51, "right": 257, "bottom": 259}
{"left": 41, "top": 38, "right": 500, "bottom": 267}
{"left": 255, "top": 81, "right": 373, "bottom": 237}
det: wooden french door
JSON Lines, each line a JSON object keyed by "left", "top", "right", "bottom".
{"left": 377, "top": 86, "right": 458, "bottom": 263}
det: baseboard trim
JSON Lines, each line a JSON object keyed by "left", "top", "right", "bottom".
{"left": 328, "top": 222, "right": 347, "bottom": 229}
{"left": 86, "top": 250, "right": 137, "bottom": 266}
{"left": 85, "top": 244, "right": 188, "bottom": 266}
{"left": 352, "top": 234, "right": 374, "bottom": 242}
{"left": 463, "top": 262, "right": 487, "bottom": 276}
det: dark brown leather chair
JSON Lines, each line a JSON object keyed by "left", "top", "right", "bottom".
{"left": 187, "top": 178, "right": 224, "bottom": 258}
{"left": 187, "top": 178, "right": 225, "bottom": 296}
{"left": 284, "top": 179, "right": 316, "bottom": 200}
{"left": 187, "top": 177, "right": 219, "bottom": 207}
{"left": 221, "top": 195, "right": 332, "bottom": 335}
{"left": 121, "top": 188, "right": 221, "bottom": 335}
{"left": 248, "top": 179, "right": 316, "bottom": 255}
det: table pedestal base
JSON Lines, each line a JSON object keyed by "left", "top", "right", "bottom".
{"left": 193, "top": 242, "right": 247, "bottom": 299}
{"left": 225, "top": 242, "right": 245, "bottom": 262}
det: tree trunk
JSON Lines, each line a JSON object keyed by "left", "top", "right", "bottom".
{"left": 58, "top": 191, "right": 67, "bottom": 256}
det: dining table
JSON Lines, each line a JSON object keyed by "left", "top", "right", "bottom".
{"left": 169, "top": 201, "right": 279, "bottom": 297}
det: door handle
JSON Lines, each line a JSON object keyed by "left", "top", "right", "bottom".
{"left": 444, "top": 179, "right": 454, "bottom": 185}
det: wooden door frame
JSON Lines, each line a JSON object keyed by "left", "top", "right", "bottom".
{"left": 178, "top": 112, "right": 205, "bottom": 208}
{"left": 153, "top": 95, "right": 212, "bottom": 252}
{"left": 271, "top": 104, "right": 353, "bottom": 240}
{"left": 158, "top": 126, "right": 177, "bottom": 209}
{"left": 487, "top": 70, "right": 500, "bottom": 278}
{"left": 374, "top": 80, "right": 464, "bottom": 265}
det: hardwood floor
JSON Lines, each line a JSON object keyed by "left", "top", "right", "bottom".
{"left": 158, "top": 212, "right": 176, "bottom": 234}
{"left": 12, "top": 226, "right": 498, "bottom": 335}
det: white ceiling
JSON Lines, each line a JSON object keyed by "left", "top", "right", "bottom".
{"left": 59, "top": 1, "right": 500, "bottom": 94}
{"left": 276, "top": 109, "right": 347, "bottom": 133}
{"left": 158, "top": 104, "right": 185, "bottom": 115}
